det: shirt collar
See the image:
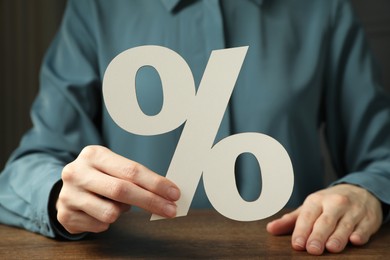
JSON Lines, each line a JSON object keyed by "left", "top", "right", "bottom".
{"left": 161, "top": 0, "right": 181, "bottom": 12}
{"left": 161, "top": 0, "right": 264, "bottom": 12}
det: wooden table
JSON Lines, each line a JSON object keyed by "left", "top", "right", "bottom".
{"left": 1, "top": 210, "right": 389, "bottom": 259}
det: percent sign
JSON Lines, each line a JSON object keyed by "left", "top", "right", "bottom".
{"left": 103, "top": 45, "right": 294, "bottom": 221}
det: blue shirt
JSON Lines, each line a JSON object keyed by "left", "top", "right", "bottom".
{"left": 1, "top": 0, "right": 390, "bottom": 238}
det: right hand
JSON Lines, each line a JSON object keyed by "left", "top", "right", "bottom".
{"left": 56, "top": 145, "right": 180, "bottom": 234}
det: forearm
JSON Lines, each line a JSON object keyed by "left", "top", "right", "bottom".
{"left": 0, "top": 153, "right": 63, "bottom": 237}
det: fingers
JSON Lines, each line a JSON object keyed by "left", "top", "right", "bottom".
{"left": 65, "top": 187, "right": 129, "bottom": 224}
{"left": 306, "top": 197, "right": 352, "bottom": 255}
{"left": 58, "top": 145, "right": 182, "bottom": 234}
{"left": 325, "top": 214, "right": 356, "bottom": 253}
{"left": 78, "top": 146, "right": 180, "bottom": 201}
{"left": 266, "top": 209, "right": 299, "bottom": 235}
{"left": 291, "top": 197, "right": 323, "bottom": 253}
{"left": 292, "top": 192, "right": 358, "bottom": 255}
{"left": 325, "top": 189, "right": 381, "bottom": 253}
{"left": 285, "top": 184, "right": 383, "bottom": 255}
{"left": 63, "top": 162, "right": 178, "bottom": 218}
{"left": 325, "top": 209, "right": 379, "bottom": 253}
{"left": 57, "top": 175, "right": 131, "bottom": 234}
{"left": 89, "top": 171, "right": 178, "bottom": 218}
{"left": 57, "top": 209, "right": 111, "bottom": 234}
{"left": 350, "top": 194, "right": 382, "bottom": 246}
{"left": 349, "top": 226, "right": 370, "bottom": 246}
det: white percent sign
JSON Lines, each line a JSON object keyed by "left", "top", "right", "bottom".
{"left": 103, "top": 45, "right": 294, "bottom": 221}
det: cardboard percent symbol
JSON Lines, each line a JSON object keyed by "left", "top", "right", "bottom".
{"left": 103, "top": 45, "right": 294, "bottom": 221}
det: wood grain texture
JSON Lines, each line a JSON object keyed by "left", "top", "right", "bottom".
{"left": 0, "top": 210, "right": 389, "bottom": 259}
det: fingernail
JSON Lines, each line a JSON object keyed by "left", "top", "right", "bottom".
{"left": 326, "top": 239, "right": 340, "bottom": 250}
{"left": 294, "top": 237, "right": 306, "bottom": 249}
{"left": 164, "top": 203, "right": 177, "bottom": 217}
{"left": 167, "top": 187, "right": 180, "bottom": 201}
{"left": 308, "top": 240, "right": 322, "bottom": 252}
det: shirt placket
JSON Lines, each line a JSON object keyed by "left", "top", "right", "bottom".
{"left": 201, "top": 0, "right": 231, "bottom": 143}
{"left": 202, "top": 0, "right": 225, "bottom": 52}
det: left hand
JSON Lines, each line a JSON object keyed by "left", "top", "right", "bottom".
{"left": 266, "top": 184, "right": 383, "bottom": 255}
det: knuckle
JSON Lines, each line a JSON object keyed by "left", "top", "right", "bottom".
{"left": 305, "top": 193, "right": 323, "bottom": 204}
{"left": 57, "top": 209, "right": 72, "bottom": 226}
{"left": 79, "top": 145, "right": 106, "bottom": 161}
{"left": 101, "top": 204, "right": 121, "bottom": 223}
{"left": 152, "top": 175, "right": 165, "bottom": 189}
{"left": 339, "top": 221, "right": 354, "bottom": 232}
{"left": 61, "top": 163, "right": 77, "bottom": 182}
{"left": 57, "top": 191, "right": 70, "bottom": 208}
{"left": 145, "top": 194, "right": 159, "bottom": 212}
{"left": 299, "top": 210, "right": 314, "bottom": 222}
{"left": 330, "top": 194, "right": 350, "bottom": 206}
{"left": 108, "top": 181, "right": 127, "bottom": 199}
{"left": 122, "top": 163, "right": 139, "bottom": 181}
{"left": 318, "top": 214, "right": 335, "bottom": 227}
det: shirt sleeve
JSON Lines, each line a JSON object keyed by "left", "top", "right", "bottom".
{"left": 324, "top": 0, "right": 390, "bottom": 222}
{"left": 0, "top": 0, "right": 102, "bottom": 237}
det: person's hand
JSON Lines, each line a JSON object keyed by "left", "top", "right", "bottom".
{"left": 56, "top": 145, "right": 180, "bottom": 234}
{"left": 266, "top": 184, "right": 383, "bottom": 255}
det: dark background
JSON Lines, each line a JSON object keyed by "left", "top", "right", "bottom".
{"left": 1, "top": 0, "right": 389, "bottom": 172}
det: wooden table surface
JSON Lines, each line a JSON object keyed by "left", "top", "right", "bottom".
{"left": 1, "top": 209, "right": 389, "bottom": 259}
